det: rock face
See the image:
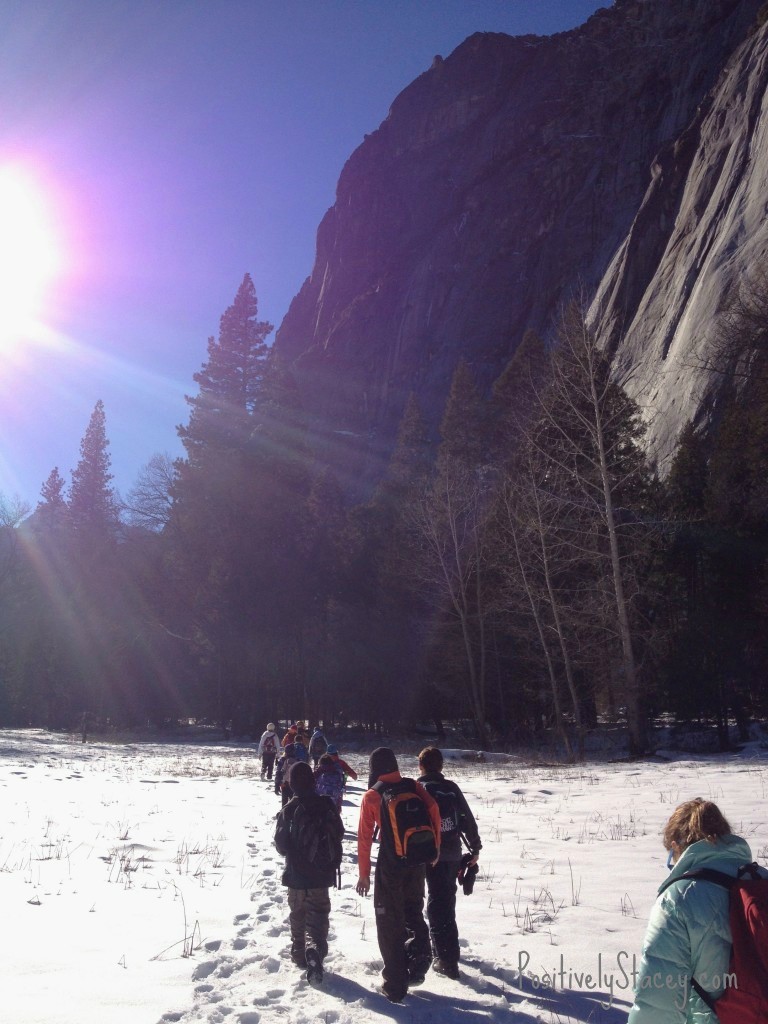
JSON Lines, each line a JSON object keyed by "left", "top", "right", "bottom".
{"left": 274, "top": 0, "right": 764, "bottom": 488}
{"left": 592, "top": 9, "right": 768, "bottom": 468}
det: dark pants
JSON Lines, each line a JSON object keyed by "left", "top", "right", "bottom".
{"left": 426, "top": 859, "right": 460, "bottom": 965}
{"left": 374, "top": 857, "right": 431, "bottom": 1001}
{"left": 288, "top": 887, "right": 330, "bottom": 965}
{"left": 261, "top": 752, "right": 276, "bottom": 779}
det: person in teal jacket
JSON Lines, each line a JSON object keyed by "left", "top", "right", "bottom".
{"left": 628, "top": 797, "right": 761, "bottom": 1023}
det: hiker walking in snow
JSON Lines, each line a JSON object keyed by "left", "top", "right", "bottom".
{"left": 628, "top": 797, "right": 768, "bottom": 1022}
{"left": 257, "top": 722, "right": 279, "bottom": 780}
{"left": 281, "top": 722, "right": 298, "bottom": 747}
{"left": 314, "top": 753, "right": 345, "bottom": 812}
{"left": 327, "top": 744, "right": 358, "bottom": 782}
{"left": 294, "top": 720, "right": 311, "bottom": 749}
{"left": 417, "top": 746, "right": 482, "bottom": 979}
{"left": 355, "top": 747, "right": 441, "bottom": 1003}
{"left": 274, "top": 761, "right": 344, "bottom": 986}
{"left": 274, "top": 743, "right": 299, "bottom": 806}
{"left": 308, "top": 726, "right": 328, "bottom": 767}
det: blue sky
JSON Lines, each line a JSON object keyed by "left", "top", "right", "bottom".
{"left": 0, "top": 0, "right": 608, "bottom": 504}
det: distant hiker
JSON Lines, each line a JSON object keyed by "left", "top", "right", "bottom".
{"left": 281, "top": 723, "right": 298, "bottom": 748}
{"left": 275, "top": 743, "right": 299, "bottom": 806}
{"left": 293, "top": 736, "right": 310, "bottom": 763}
{"left": 308, "top": 726, "right": 328, "bottom": 767}
{"left": 628, "top": 797, "right": 768, "bottom": 1022}
{"left": 418, "top": 746, "right": 482, "bottom": 979}
{"left": 257, "top": 722, "right": 279, "bottom": 780}
{"left": 314, "top": 753, "right": 345, "bottom": 812}
{"left": 294, "top": 720, "right": 311, "bottom": 749}
{"left": 274, "top": 761, "right": 344, "bottom": 986}
{"left": 356, "top": 747, "right": 441, "bottom": 1003}
{"left": 327, "top": 744, "right": 358, "bottom": 782}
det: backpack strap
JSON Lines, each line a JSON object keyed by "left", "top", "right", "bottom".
{"left": 689, "top": 977, "right": 717, "bottom": 1012}
{"left": 679, "top": 867, "right": 735, "bottom": 888}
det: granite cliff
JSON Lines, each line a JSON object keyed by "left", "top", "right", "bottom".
{"left": 592, "top": 5, "right": 768, "bottom": 466}
{"left": 273, "top": 0, "right": 765, "bottom": 486}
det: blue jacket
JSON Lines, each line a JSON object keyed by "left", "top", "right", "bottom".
{"left": 628, "top": 834, "right": 754, "bottom": 1024}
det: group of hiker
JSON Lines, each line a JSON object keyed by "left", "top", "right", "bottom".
{"left": 266, "top": 722, "right": 768, "bottom": 1015}
{"left": 269, "top": 734, "right": 482, "bottom": 1001}
{"left": 268, "top": 726, "right": 768, "bottom": 1017}
{"left": 257, "top": 721, "right": 358, "bottom": 810}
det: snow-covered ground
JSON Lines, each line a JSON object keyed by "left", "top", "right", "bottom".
{"left": 1, "top": 728, "right": 767, "bottom": 1024}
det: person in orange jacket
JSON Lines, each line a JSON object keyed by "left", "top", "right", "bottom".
{"left": 356, "top": 747, "right": 441, "bottom": 1004}
{"left": 281, "top": 723, "right": 298, "bottom": 748}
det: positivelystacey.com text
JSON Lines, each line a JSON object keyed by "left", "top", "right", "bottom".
{"left": 513, "top": 951, "right": 736, "bottom": 1010}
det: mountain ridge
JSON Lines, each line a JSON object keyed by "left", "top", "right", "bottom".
{"left": 273, "top": 0, "right": 765, "bottom": 489}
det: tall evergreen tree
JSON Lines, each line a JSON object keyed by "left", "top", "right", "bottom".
{"left": 178, "top": 272, "right": 272, "bottom": 464}
{"left": 68, "top": 400, "right": 119, "bottom": 540}
{"left": 38, "top": 467, "right": 67, "bottom": 512}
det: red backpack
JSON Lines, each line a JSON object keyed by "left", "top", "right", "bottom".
{"left": 683, "top": 863, "right": 768, "bottom": 1023}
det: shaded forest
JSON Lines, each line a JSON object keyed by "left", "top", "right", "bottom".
{"left": 1, "top": 273, "right": 767, "bottom": 757}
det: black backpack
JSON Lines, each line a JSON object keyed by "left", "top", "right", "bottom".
{"left": 290, "top": 798, "right": 343, "bottom": 872}
{"left": 422, "top": 781, "right": 460, "bottom": 841}
{"left": 374, "top": 778, "right": 438, "bottom": 866}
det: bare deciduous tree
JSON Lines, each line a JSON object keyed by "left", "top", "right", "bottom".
{"left": 407, "top": 458, "right": 494, "bottom": 749}
{"left": 122, "top": 453, "right": 177, "bottom": 531}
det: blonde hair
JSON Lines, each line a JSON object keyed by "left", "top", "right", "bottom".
{"left": 662, "top": 798, "right": 732, "bottom": 851}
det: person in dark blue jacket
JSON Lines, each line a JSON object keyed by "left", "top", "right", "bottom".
{"left": 417, "top": 746, "right": 482, "bottom": 979}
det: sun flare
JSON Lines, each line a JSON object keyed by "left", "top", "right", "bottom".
{"left": 0, "top": 165, "right": 61, "bottom": 350}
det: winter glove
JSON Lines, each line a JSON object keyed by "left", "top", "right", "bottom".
{"left": 457, "top": 853, "right": 478, "bottom": 895}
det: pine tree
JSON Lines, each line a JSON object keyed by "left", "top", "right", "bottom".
{"left": 438, "top": 359, "right": 488, "bottom": 470}
{"left": 178, "top": 273, "right": 272, "bottom": 465}
{"left": 68, "top": 401, "right": 119, "bottom": 540}
{"left": 489, "top": 329, "right": 549, "bottom": 464}
{"left": 36, "top": 467, "right": 68, "bottom": 530}
{"left": 169, "top": 275, "right": 318, "bottom": 733}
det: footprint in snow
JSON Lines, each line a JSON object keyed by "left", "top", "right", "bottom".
{"left": 191, "top": 961, "right": 219, "bottom": 981}
{"left": 205, "top": 940, "right": 222, "bottom": 952}
{"left": 260, "top": 868, "right": 274, "bottom": 877}
{"left": 237, "top": 1014, "right": 261, "bottom": 1023}
{"left": 266, "top": 925, "right": 282, "bottom": 937}
{"left": 265, "top": 989, "right": 285, "bottom": 999}
{"left": 261, "top": 957, "right": 280, "bottom": 974}
{"left": 256, "top": 913, "right": 270, "bottom": 922}
{"left": 232, "top": 938, "right": 249, "bottom": 950}
{"left": 194, "top": 984, "right": 214, "bottom": 994}
{"left": 233, "top": 913, "right": 250, "bottom": 923}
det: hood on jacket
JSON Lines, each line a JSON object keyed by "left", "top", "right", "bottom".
{"left": 368, "top": 747, "right": 399, "bottom": 789}
{"left": 659, "top": 833, "right": 753, "bottom": 895}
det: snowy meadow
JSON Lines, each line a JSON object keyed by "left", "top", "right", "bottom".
{"left": 1, "top": 729, "right": 767, "bottom": 1024}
